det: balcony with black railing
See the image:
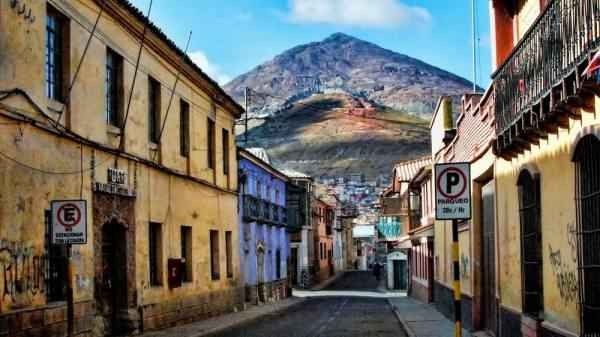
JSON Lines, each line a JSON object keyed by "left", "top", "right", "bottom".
{"left": 242, "top": 195, "right": 259, "bottom": 222}
{"left": 493, "top": 0, "right": 600, "bottom": 158}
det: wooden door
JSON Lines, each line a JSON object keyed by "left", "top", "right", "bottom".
{"left": 481, "top": 181, "right": 497, "bottom": 335}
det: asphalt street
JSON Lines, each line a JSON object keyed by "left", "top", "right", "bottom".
{"left": 206, "top": 271, "right": 407, "bottom": 337}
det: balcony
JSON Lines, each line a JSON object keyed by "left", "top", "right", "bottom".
{"left": 493, "top": 0, "right": 600, "bottom": 158}
{"left": 271, "top": 203, "right": 280, "bottom": 224}
{"left": 242, "top": 195, "right": 259, "bottom": 222}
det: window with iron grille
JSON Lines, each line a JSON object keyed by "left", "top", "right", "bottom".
{"left": 45, "top": 210, "right": 67, "bottom": 302}
{"left": 207, "top": 118, "right": 215, "bottom": 169}
{"left": 106, "top": 48, "right": 123, "bottom": 127}
{"left": 222, "top": 129, "right": 230, "bottom": 175}
{"left": 46, "top": 7, "right": 67, "bottom": 102}
{"left": 574, "top": 135, "right": 600, "bottom": 336}
{"left": 181, "top": 226, "right": 192, "bottom": 282}
{"left": 148, "top": 77, "right": 161, "bottom": 143}
{"left": 149, "top": 222, "right": 163, "bottom": 286}
{"left": 518, "top": 169, "right": 543, "bottom": 317}
{"left": 225, "top": 231, "right": 233, "bottom": 278}
{"left": 180, "top": 100, "right": 190, "bottom": 157}
{"left": 210, "top": 230, "right": 220, "bottom": 280}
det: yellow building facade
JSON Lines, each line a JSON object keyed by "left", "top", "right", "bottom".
{"left": 0, "top": 0, "right": 243, "bottom": 336}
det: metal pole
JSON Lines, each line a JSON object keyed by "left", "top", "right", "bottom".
{"left": 471, "top": 0, "right": 477, "bottom": 93}
{"left": 452, "top": 219, "right": 462, "bottom": 337}
{"left": 66, "top": 244, "right": 74, "bottom": 337}
{"left": 244, "top": 87, "right": 249, "bottom": 144}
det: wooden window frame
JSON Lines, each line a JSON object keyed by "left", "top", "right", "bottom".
{"left": 149, "top": 222, "right": 163, "bottom": 286}
{"left": 46, "top": 6, "right": 68, "bottom": 102}
{"left": 210, "top": 230, "right": 220, "bottom": 280}
{"left": 226, "top": 231, "right": 233, "bottom": 278}
{"left": 207, "top": 118, "right": 216, "bottom": 169}
{"left": 180, "top": 226, "right": 192, "bottom": 283}
{"left": 180, "top": 100, "right": 190, "bottom": 157}
{"left": 222, "top": 128, "right": 230, "bottom": 175}
{"left": 148, "top": 77, "right": 161, "bottom": 144}
{"left": 106, "top": 48, "right": 123, "bottom": 127}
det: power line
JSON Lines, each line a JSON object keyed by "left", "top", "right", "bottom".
{"left": 119, "top": 0, "right": 154, "bottom": 150}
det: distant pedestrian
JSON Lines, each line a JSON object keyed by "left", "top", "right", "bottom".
{"left": 373, "top": 262, "right": 381, "bottom": 281}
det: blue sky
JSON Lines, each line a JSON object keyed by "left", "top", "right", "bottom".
{"left": 129, "top": 0, "right": 492, "bottom": 88}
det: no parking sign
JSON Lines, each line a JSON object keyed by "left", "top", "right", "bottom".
{"left": 51, "top": 200, "right": 87, "bottom": 245}
{"left": 435, "top": 163, "right": 471, "bottom": 220}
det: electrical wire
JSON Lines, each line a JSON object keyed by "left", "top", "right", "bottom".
{"left": 120, "top": 0, "right": 154, "bottom": 149}
{"left": 52, "top": 5, "right": 104, "bottom": 128}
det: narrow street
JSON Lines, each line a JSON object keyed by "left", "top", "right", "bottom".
{"left": 206, "top": 272, "right": 407, "bottom": 337}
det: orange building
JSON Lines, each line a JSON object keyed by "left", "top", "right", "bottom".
{"left": 312, "top": 198, "right": 334, "bottom": 283}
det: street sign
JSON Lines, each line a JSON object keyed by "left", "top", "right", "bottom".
{"left": 51, "top": 200, "right": 87, "bottom": 245}
{"left": 435, "top": 163, "right": 471, "bottom": 220}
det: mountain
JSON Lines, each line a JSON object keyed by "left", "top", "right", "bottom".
{"left": 225, "top": 33, "right": 477, "bottom": 181}
{"left": 224, "top": 32, "right": 477, "bottom": 117}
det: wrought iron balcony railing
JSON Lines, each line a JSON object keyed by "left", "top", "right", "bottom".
{"left": 493, "top": 0, "right": 600, "bottom": 157}
{"left": 242, "top": 195, "right": 259, "bottom": 222}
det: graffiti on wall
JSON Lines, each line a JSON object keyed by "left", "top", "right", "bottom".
{"left": 0, "top": 240, "right": 47, "bottom": 308}
{"left": 460, "top": 254, "right": 470, "bottom": 280}
{"left": 548, "top": 223, "right": 579, "bottom": 304}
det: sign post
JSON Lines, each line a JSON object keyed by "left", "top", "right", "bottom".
{"left": 51, "top": 200, "right": 87, "bottom": 337}
{"left": 435, "top": 163, "right": 471, "bottom": 337}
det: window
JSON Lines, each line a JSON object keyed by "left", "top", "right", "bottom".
{"left": 226, "top": 231, "right": 233, "bottom": 278}
{"left": 276, "top": 249, "right": 281, "bottom": 279}
{"left": 210, "top": 230, "right": 220, "bottom": 280}
{"left": 106, "top": 48, "right": 123, "bottom": 127}
{"left": 222, "top": 128, "right": 230, "bottom": 175}
{"left": 257, "top": 180, "right": 262, "bottom": 198}
{"left": 148, "top": 77, "right": 161, "bottom": 143}
{"left": 180, "top": 100, "right": 190, "bottom": 157}
{"left": 46, "top": 7, "right": 67, "bottom": 102}
{"left": 207, "top": 118, "right": 215, "bottom": 169}
{"left": 181, "top": 226, "right": 192, "bottom": 282}
{"left": 149, "top": 222, "right": 163, "bottom": 286}
{"left": 518, "top": 170, "right": 543, "bottom": 317}
{"left": 45, "top": 210, "right": 67, "bottom": 301}
{"left": 573, "top": 135, "right": 600, "bottom": 336}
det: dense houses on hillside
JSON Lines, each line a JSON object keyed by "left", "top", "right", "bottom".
{"left": 378, "top": 1, "right": 600, "bottom": 336}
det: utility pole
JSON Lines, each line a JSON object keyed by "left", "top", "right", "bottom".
{"left": 452, "top": 219, "right": 462, "bottom": 337}
{"left": 471, "top": 0, "right": 477, "bottom": 93}
{"left": 244, "top": 87, "right": 250, "bottom": 144}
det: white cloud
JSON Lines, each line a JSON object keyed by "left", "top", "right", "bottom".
{"left": 188, "top": 51, "right": 232, "bottom": 85}
{"left": 289, "top": 0, "right": 431, "bottom": 28}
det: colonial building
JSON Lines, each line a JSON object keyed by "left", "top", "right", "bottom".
{"left": 431, "top": 93, "right": 495, "bottom": 332}
{"left": 283, "top": 169, "right": 315, "bottom": 287}
{"left": 0, "top": 1, "right": 243, "bottom": 336}
{"left": 491, "top": 0, "right": 600, "bottom": 336}
{"left": 312, "top": 198, "right": 334, "bottom": 283}
{"left": 238, "top": 148, "right": 290, "bottom": 304}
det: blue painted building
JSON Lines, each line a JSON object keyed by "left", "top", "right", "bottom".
{"left": 238, "top": 148, "right": 290, "bottom": 303}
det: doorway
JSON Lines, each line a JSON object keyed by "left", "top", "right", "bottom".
{"left": 257, "top": 245, "right": 265, "bottom": 302}
{"left": 290, "top": 247, "right": 298, "bottom": 285}
{"left": 393, "top": 259, "right": 407, "bottom": 290}
{"left": 100, "top": 221, "right": 128, "bottom": 336}
{"left": 481, "top": 181, "right": 497, "bottom": 335}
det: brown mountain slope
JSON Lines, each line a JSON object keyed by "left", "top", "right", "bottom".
{"left": 239, "top": 94, "right": 430, "bottom": 180}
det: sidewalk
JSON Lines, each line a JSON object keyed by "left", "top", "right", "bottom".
{"left": 388, "top": 296, "right": 471, "bottom": 337}
{"left": 138, "top": 297, "right": 305, "bottom": 337}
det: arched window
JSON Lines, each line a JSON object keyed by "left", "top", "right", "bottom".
{"left": 517, "top": 169, "right": 543, "bottom": 317}
{"left": 573, "top": 135, "right": 600, "bottom": 336}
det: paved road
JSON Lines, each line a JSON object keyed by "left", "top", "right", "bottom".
{"left": 206, "top": 272, "right": 406, "bottom": 337}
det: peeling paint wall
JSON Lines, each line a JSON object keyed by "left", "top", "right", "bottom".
{"left": 495, "top": 98, "right": 600, "bottom": 335}
{"left": 0, "top": 0, "right": 241, "bottom": 329}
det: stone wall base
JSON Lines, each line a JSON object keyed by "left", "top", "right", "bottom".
{"left": 432, "top": 281, "right": 473, "bottom": 331}
{"left": 0, "top": 300, "right": 95, "bottom": 337}
{"left": 140, "top": 286, "right": 245, "bottom": 332}
{"left": 245, "top": 279, "right": 289, "bottom": 304}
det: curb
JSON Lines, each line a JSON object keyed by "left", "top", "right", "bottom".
{"left": 387, "top": 298, "right": 417, "bottom": 337}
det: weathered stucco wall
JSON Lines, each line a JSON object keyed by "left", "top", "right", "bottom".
{"left": 495, "top": 98, "right": 600, "bottom": 335}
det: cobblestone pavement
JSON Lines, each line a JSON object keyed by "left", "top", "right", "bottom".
{"left": 206, "top": 271, "right": 407, "bottom": 337}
